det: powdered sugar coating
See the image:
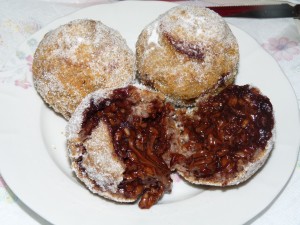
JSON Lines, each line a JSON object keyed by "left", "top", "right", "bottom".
{"left": 136, "top": 5, "right": 239, "bottom": 105}
{"left": 81, "top": 121, "right": 125, "bottom": 193}
{"left": 160, "top": 5, "right": 233, "bottom": 45}
{"left": 66, "top": 87, "right": 114, "bottom": 140}
{"left": 32, "top": 19, "right": 135, "bottom": 120}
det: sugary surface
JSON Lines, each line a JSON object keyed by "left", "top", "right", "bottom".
{"left": 82, "top": 121, "right": 125, "bottom": 193}
{"left": 136, "top": 5, "right": 239, "bottom": 105}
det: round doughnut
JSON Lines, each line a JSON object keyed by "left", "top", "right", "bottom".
{"left": 32, "top": 19, "right": 135, "bottom": 119}
{"left": 66, "top": 84, "right": 180, "bottom": 208}
{"left": 169, "top": 85, "right": 275, "bottom": 186}
{"left": 136, "top": 5, "right": 239, "bottom": 106}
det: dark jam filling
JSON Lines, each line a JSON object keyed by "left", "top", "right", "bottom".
{"left": 171, "top": 85, "right": 274, "bottom": 184}
{"left": 164, "top": 32, "right": 205, "bottom": 60}
{"left": 80, "top": 86, "right": 173, "bottom": 209}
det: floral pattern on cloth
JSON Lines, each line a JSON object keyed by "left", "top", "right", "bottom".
{"left": 0, "top": 38, "right": 37, "bottom": 89}
{"left": 14, "top": 54, "right": 34, "bottom": 89}
{"left": 262, "top": 37, "right": 300, "bottom": 61}
{"left": 1, "top": 18, "right": 41, "bottom": 36}
{"left": 0, "top": 17, "right": 41, "bottom": 68}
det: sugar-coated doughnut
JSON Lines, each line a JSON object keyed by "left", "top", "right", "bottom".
{"left": 136, "top": 5, "right": 239, "bottom": 106}
{"left": 32, "top": 19, "right": 135, "bottom": 119}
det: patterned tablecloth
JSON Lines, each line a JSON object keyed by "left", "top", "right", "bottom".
{"left": 0, "top": 0, "right": 300, "bottom": 224}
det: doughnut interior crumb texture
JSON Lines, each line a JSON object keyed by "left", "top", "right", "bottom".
{"left": 32, "top": 19, "right": 135, "bottom": 120}
{"left": 136, "top": 5, "right": 239, "bottom": 106}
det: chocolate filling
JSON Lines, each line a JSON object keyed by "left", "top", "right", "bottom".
{"left": 74, "top": 84, "right": 274, "bottom": 208}
{"left": 79, "top": 86, "right": 173, "bottom": 209}
{"left": 171, "top": 85, "right": 274, "bottom": 185}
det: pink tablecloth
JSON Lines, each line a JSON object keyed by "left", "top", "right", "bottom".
{"left": 1, "top": 0, "right": 300, "bottom": 224}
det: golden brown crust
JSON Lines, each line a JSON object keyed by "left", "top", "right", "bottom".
{"left": 136, "top": 5, "right": 239, "bottom": 106}
{"left": 32, "top": 19, "right": 135, "bottom": 119}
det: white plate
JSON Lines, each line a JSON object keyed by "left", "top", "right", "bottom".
{"left": 0, "top": 1, "right": 300, "bottom": 225}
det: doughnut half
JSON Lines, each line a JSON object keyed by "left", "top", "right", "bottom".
{"left": 66, "top": 85, "right": 180, "bottom": 208}
{"left": 136, "top": 5, "right": 239, "bottom": 106}
{"left": 32, "top": 19, "right": 135, "bottom": 119}
{"left": 169, "top": 85, "right": 275, "bottom": 186}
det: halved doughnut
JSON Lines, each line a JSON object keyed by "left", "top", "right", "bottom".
{"left": 169, "top": 85, "right": 275, "bottom": 186}
{"left": 66, "top": 84, "right": 180, "bottom": 208}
